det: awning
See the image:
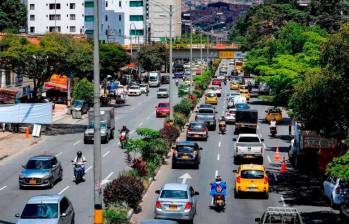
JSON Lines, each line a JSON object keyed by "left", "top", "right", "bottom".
{"left": 43, "top": 74, "right": 68, "bottom": 91}
{"left": 0, "top": 88, "right": 19, "bottom": 103}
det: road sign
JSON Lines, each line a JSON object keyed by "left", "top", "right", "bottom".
{"left": 219, "top": 51, "right": 235, "bottom": 59}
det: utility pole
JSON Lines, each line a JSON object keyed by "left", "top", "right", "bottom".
{"left": 143, "top": 0, "right": 147, "bottom": 44}
{"left": 93, "top": 0, "right": 102, "bottom": 223}
{"left": 200, "top": 31, "right": 202, "bottom": 62}
{"left": 206, "top": 34, "right": 209, "bottom": 66}
{"left": 138, "top": 35, "right": 141, "bottom": 81}
{"left": 169, "top": 5, "right": 173, "bottom": 120}
{"left": 189, "top": 24, "right": 193, "bottom": 95}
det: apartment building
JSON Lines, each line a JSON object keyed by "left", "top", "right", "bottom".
{"left": 27, "top": 0, "right": 85, "bottom": 35}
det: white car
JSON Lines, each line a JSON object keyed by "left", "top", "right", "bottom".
{"left": 225, "top": 109, "right": 236, "bottom": 124}
{"left": 157, "top": 88, "right": 169, "bottom": 98}
{"left": 233, "top": 134, "right": 264, "bottom": 164}
{"left": 234, "top": 95, "right": 247, "bottom": 105}
{"left": 208, "top": 85, "right": 222, "bottom": 97}
{"left": 127, "top": 85, "right": 142, "bottom": 96}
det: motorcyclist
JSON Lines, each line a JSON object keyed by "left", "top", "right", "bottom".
{"left": 72, "top": 151, "right": 87, "bottom": 176}
{"left": 219, "top": 116, "right": 226, "bottom": 134}
{"left": 175, "top": 79, "right": 179, "bottom": 86}
{"left": 120, "top": 125, "right": 130, "bottom": 134}
{"left": 270, "top": 117, "right": 277, "bottom": 136}
{"left": 210, "top": 176, "right": 227, "bottom": 206}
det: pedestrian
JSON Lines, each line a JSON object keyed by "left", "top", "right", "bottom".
{"left": 2, "top": 123, "right": 5, "bottom": 132}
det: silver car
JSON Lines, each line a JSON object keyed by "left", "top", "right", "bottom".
{"left": 19, "top": 155, "right": 63, "bottom": 189}
{"left": 16, "top": 194, "right": 75, "bottom": 224}
{"left": 154, "top": 183, "right": 199, "bottom": 223}
{"left": 157, "top": 88, "right": 169, "bottom": 98}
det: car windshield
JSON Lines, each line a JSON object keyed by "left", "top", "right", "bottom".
{"left": 240, "top": 90, "right": 248, "bottom": 93}
{"left": 209, "top": 86, "right": 219, "bottom": 90}
{"left": 129, "top": 86, "right": 139, "bottom": 90}
{"left": 176, "top": 147, "right": 194, "bottom": 153}
{"left": 149, "top": 76, "right": 157, "bottom": 81}
{"left": 21, "top": 203, "right": 58, "bottom": 219}
{"left": 72, "top": 100, "right": 83, "bottom": 107}
{"left": 196, "top": 115, "right": 214, "bottom": 121}
{"left": 160, "top": 190, "right": 188, "bottom": 199}
{"left": 175, "top": 67, "right": 184, "bottom": 72}
{"left": 239, "top": 136, "right": 260, "bottom": 142}
{"left": 26, "top": 159, "right": 51, "bottom": 169}
{"left": 159, "top": 88, "right": 167, "bottom": 92}
{"left": 140, "top": 84, "right": 147, "bottom": 87}
{"left": 158, "top": 103, "right": 169, "bottom": 108}
{"left": 189, "top": 123, "right": 205, "bottom": 129}
{"left": 89, "top": 122, "right": 107, "bottom": 129}
{"left": 268, "top": 108, "right": 281, "bottom": 113}
{"left": 241, "top": 170, "right": 264, "bottom": 179}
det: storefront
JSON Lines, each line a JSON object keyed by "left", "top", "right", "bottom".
{"left": 43, "top": 74, "right": 68, "bottom": 104}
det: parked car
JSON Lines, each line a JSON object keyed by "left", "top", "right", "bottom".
{"left": 71, "top": 100, "right": 89, "bottom": 118}
{"left": 172, "top": 141, "right": 202, "bottom": 169}
{"left": 154, "top": 183, "right": 199, "bottom": 222}
{"left": 340, "top": 186, "right": 349, "bottom": 223}
{"left": 156, "top": 102, "right": 170, "bottom": 117}
{"left": 195, "top": 113, "right": 217, "bottom": 131}
{"left": 19, "top": 155, "right": 63, "bottom": 189}
{"left": 323, "top": 176, "right": 345, "bottom": 207}
{"left": 157, "top": 88, "right": 169, "bottom": 98}
{"left": 234, "top": 164, "right": 269, "bottom": 199}
{"left": 15, "top": 194, "right": 75, "bottom": 224}
{"left": 186, "top": 121, "right": 208, "bottom": 141}
{"left": 255, "top": 207, "right": 304, "bottom": 224}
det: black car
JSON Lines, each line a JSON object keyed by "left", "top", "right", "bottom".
{"left": 195, "top": 113, "right": 217, "bottom": 131}
{"left": 196, "top": 104, "right": 216, "bottom": 114}
{"left": 172, "top": 141, "right": 202, "bottom": 169}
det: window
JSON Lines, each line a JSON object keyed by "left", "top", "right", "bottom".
{"left": 105, "top": 15, "right": 108, "bottom": 21}
{"left": 85, "top": 15, "right": 94, "bottom": 22}
{"left": 49, "top": 14, "right": 61, "bottom": 21}
{"left": 30, "top": 27, "right": 35, "bottom": 33}
{"left": 70, "top": 26, "right": 76, "bottom": 32}
{"left": 70, "top": 14, "right": 76, "bottom": 20}
{"left": 30, "top": 4, "right": 35, "bottom": 10}
{"left": 129, "top": 1, "right": 143, "bottom": 7}
{"left": 105, "top": 1, "right": 108, "bottom": 7}
{"left": 49, "top": 26, "right": 61, "bottom": 32}
{"left": 118, "top": 29, "right": 121, "bottom": 34}
{"left": 70, "top": 3, "right": 75, "bottom": 9}
{"left": 130, "top": 15, "right": 143, "bottom": 21}
{"left": 85, "top": 1, "right": 94, "bottom": 7}
{"left": 119, "top": 15, "right": 122, "bottom": 21}
{"left": 49, "top": 3, "right": 61, "bottom": 9}
{"left": 130, "top": 29, "right": 144, "bottom": 35}
{"left": 30, "top": 15, "right": 35, "bottom": 21}
{"left": 119, "top": 1, "right": 121, "bottom": 7}
{"left": 85, "top": 29, "right": 94, "bottom": 34}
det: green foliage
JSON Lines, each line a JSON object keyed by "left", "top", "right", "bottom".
{"left": 173, "top": 98, "right": 193, "bottom": 117}
{"left": 72, "top": 78, "right": 94, "bottom": 105}
{"left": 136, "top": 128, "right": 160, "bottom": 139}
{"left": 0, "top": 0, "right": 26, "bottom": 32}
{"left": 103, "top": 174, "right": 144, "bottom": 209}
{"left": 178, "top": 84, "right": 190, "bottom": 97}
{"left": 326, "top": 151, "right": 349, "bottom": 181}
{"left": 103, "top": 204, "right": 129, "bottom": 224}
{"left": 173, "top": 112, "right": 187, "bottom": 129}
{"left": 138, "top": 44, "right": 168, "bottom": 71}
{"left": 160, "top": 125, "right": 180, "bottom": 144}
{"left": 100, "top": 43, "right": 130, "bottom": 79}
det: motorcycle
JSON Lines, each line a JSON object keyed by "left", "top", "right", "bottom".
{"left": 270, "top": 126, "right": 277, "bottom": 137}
{"left": 175, "top": 79, "right": 179, "bottom": 86}
{"left": 210, "top": 181, "right": 227, "bottom": 211}
{"left": 73, "top": 164, "right": 85, "bottom": 184}
{"left": 219, "top": 121, "right": 226, "bottom": 135}
{"left": 119, "top": 131, "right": 127, "bottom": 149}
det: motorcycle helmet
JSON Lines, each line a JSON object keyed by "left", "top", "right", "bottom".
{"left": 215, "top": 175, "right": 222, "bottom": 182}
{"left": 77, "top": 151, "right": 82, "bottom": 157}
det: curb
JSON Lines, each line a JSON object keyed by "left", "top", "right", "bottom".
{"left": 0, "top": 155, "right": 8, "bottom": 161}
{"left": 0, "top": 133, "right": 12, "bottom": 141}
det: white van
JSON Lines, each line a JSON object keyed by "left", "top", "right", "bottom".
{"left": 148, "top": 71, "right": 161, "bottom": 87}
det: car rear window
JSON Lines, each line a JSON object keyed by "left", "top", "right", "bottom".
{"left": 176, "top": 147, "right": 194, "bottom": 153}
{"left": 161, "top": 190, "right": 188, "bottom": 199}
{"left": 189, "top": 123, "right": 205, "bottom": 129}
{"left": 241, "top": 170, "right": 264, "bottom": 179}
{"left": 196, "top": 115, "right": 214, "bottom": 121}
{"left": 158, "top": 103, "right": 169, "bottom": 108}
{"left": 21, "top": 203, "right": 58, "bottom": 219}
{"left": 159, "top": 88, "right": 167, "bottom": 92}
{"left": 198, "top": 109, "right": 214, "bottom": 113}
{"left": 264, "top": 214, "right": 302, "bottom": 224}
{"left": 239, "top": 136, "right": 260, "bottom": 142}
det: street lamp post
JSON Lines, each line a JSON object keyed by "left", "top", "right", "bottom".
{"left": 189, "top": 23, "right": 193, "bottom": 95}
{"left": 206, "top": 34, "right": 209, "bottom": 65}
{"left": 93, "top": 0, "right": 102, "bottom": 223}
{"left": 200, "top": 31, "right": 202, "bottom": 62}
{"left": 129, "top": 23, "right": 137, "bottom": 58}
{"left": 169, "top": 5, "right": 173, "bottom": 120}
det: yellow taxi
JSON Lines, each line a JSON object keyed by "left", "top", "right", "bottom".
{"left": 239, "top": 89, "right": 250, "bottom": 101}
{"left": 234, "top": 164, "right": 269, "bottom": 199}
{"left": 230, "top": 81, "right": 240, "bottom": 90}
{"left": 205, "top": 92, "right": 218, "bottom": 105}
{"left": 265, "top": 107, "right": 283, "bottom": 123}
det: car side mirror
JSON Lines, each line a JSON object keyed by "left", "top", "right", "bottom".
{"left": 194, "top": 191, "right": 199, "bottom": 196}
{"left": 155, "top": 190, "right": 161, "bottom": 194}
{"left": 21, "top": 165, "right": 26, "bottom": 168}
{"left": 155, "top": 106, "right": 158, "bottom": 108}
{"left": 233, "top": 138, "right": 237, "bottom": 141}
{"left": 52, "top": 164, "right": 57, "bottom": 168}
{"left": 194, "top": 110, "right": 198, "bottom": 113}
{"left": 233, "top": 170, "right": 237, "bottom": 173}
{"left": 255, "top": 218, "right": 261, "bottom": 222}
{"left": 261, "top": 139, "right": 264, "bottom": 142}
{"left": 15, "top": 213, "right": 20, "bottom": 218}
{"left": 61, "top": 213, "right": 67, "bottom": 217}
{"left": 200, "top": 147, "right": 203, "bottom": 150}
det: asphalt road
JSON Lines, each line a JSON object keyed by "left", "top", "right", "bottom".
{"left": 0, "top": 75, "right": 180, "bottom": 224}
{"left": 131, "top": 61, "right": 338, "bottom": 224}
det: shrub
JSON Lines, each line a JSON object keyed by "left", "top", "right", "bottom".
{"left": 173, "top": 98, "right": 192, "bottom": 117}
{"left": 160, "top": 125, "right": 180, "bottom": 144}
{"left": 131, "top": 157, "right": 147, "bottom": 177}
{"left": 103, "top": 204, "right": 129, "bottom": 224}
{"left": 141, "top": 139, "right": 169, "bottom": 160}
{"left": 174, "top": 112, "right": 187, "bottom": 128}
{"left": 72, "top": 78, "right": 94, "bottom": 105}
{"left": 147, "top": 159, "right": 160, "bottom": 178}
{"left": 136, "top": 128, "right": 160, "bottom": 139}
{"left": 103, "top": 175, "right": 144, "bottom": 209}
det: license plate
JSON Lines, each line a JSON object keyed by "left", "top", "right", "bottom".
{"left": 216, "top": 199, "right": 223, "bottom": 204}
{"left": 169, "top": 204, "right": 177, "bottom": 210}
{"left": 182, "top": 156, "right": 189, "bottom": 160}
{"left": 29, "top": 179, "right": 37, "bottom": 184}
{"left": 241, "top": 124, "right": 245, "bottom": 127}
{"left": 194, "top": 134, "right": 200, "bottom": 137}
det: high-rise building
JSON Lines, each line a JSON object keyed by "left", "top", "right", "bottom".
{"left": 148, "top": 0, "right": 181, "bottom": 42}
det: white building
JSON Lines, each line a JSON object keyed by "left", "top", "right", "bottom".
{"left": 27, "top": 0, "right": 86, "bottom": 35}
{"left": 148, "top": 0, "right": 181, "bottom": 42}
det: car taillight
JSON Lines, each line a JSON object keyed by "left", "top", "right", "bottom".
{"left": 188, "top": 128, "right": 192, "bottom": 132}
{"left": 184, "top": 202, "right": 192, "bottom": 210}
{"left": 195, "top": 115, "right": 198, "bottom": 120}
{"left": 193, "top": 151, "right": 198, "bottom": 157}
{"left": 205, "top": 128, "right": 208, "bottom": 134}
{"left": 336, "top": 186, "right": 341, "bottom": 194}
{"left": 236, "top": 147, "right": 239, "bottom": 153}
{"left": 237, "top": 176, "right": 241, "bottom": 184}
{"left": 155, "top": 201, "right": 161, "bottom": 208}
{"left": 264, "top": 176, "right": 268, "bottom": 184}
{"left": 261, "top": 147, "right": 264, "bottom": 154}
{"left": 173, "top": 150, "right": 178, "bottom": 157}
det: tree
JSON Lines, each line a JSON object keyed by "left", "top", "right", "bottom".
{"left": 72, "top": 78, "right": 94, "bottom": 105}
{"left": 138, "top": 44, "right": 168, "bottom": 71}
{"left": 100, "top": 43, "right": 130, "bottom": 80}
{"left": 326, "top": 151, "right": 349, "bottom": 181}
{"left": 0, "top": 0, "right": 26, "bottom": 32}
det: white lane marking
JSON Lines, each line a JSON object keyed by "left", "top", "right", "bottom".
{"left": 280, "top": 195, "right": 286, "bottom": 207}
{"left": 55, "top": 152, "right": 63, "bottom": 157}
{"left": 215, "top": 170, "right": 218, "bottom": 177}
{"left": 179, "top": 173, "right": 192, "bottom": 184}
{"left": 217, "top": 154, "right": 220, "bottom": 161}
{"left": 85, "top": 166, "right": 93, "bottom": 173}
{"left": 273, "top": 173, "right": 278, "bottom": 182}
{"left": 104, "top": 172, "right": 114, "bottom": 181}
{"left": 101, "top": 172, "right": 114, "bottom": 185}
{"left": 267, "top": 155, "right": 272, "bottom": 163}
{"left": 218, "top": 141, "right": 221, "bottom": 147}
{"left": 58, "top": 186, "right": 70, "bottom": 195}
{"left": 263, "top": 143, "right": 267, "bottom": 149}
{"left": 130, "top": 130, "right": 135, "bottom": 134}
{"left": 73, "top": 140, "right": 81, "bottom": 146}
{"left": 138, "top": 122, "right": 143, "bottom": 127}
{"left": 103, "top": 150, "right": 111, "bottom": 158}
{"left": 0, "top": 186, "right": 7, "bottom": 191}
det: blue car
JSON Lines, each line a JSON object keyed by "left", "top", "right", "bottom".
{"left": 235, "top": 103, "right": 250, "bottom": 110}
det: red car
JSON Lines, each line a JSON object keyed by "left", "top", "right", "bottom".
{"left": 156, "top": 102, "right": 170, "bottom": 117}
{"left": 212, "top": 79, "right": 222, "bottom": 86}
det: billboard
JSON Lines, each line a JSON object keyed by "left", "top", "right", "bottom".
{"left": 0, "top": 103, "right": 52, "bottom": 124}
{"left": 219, "top": 51, "right": 235, "bottom": 59}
